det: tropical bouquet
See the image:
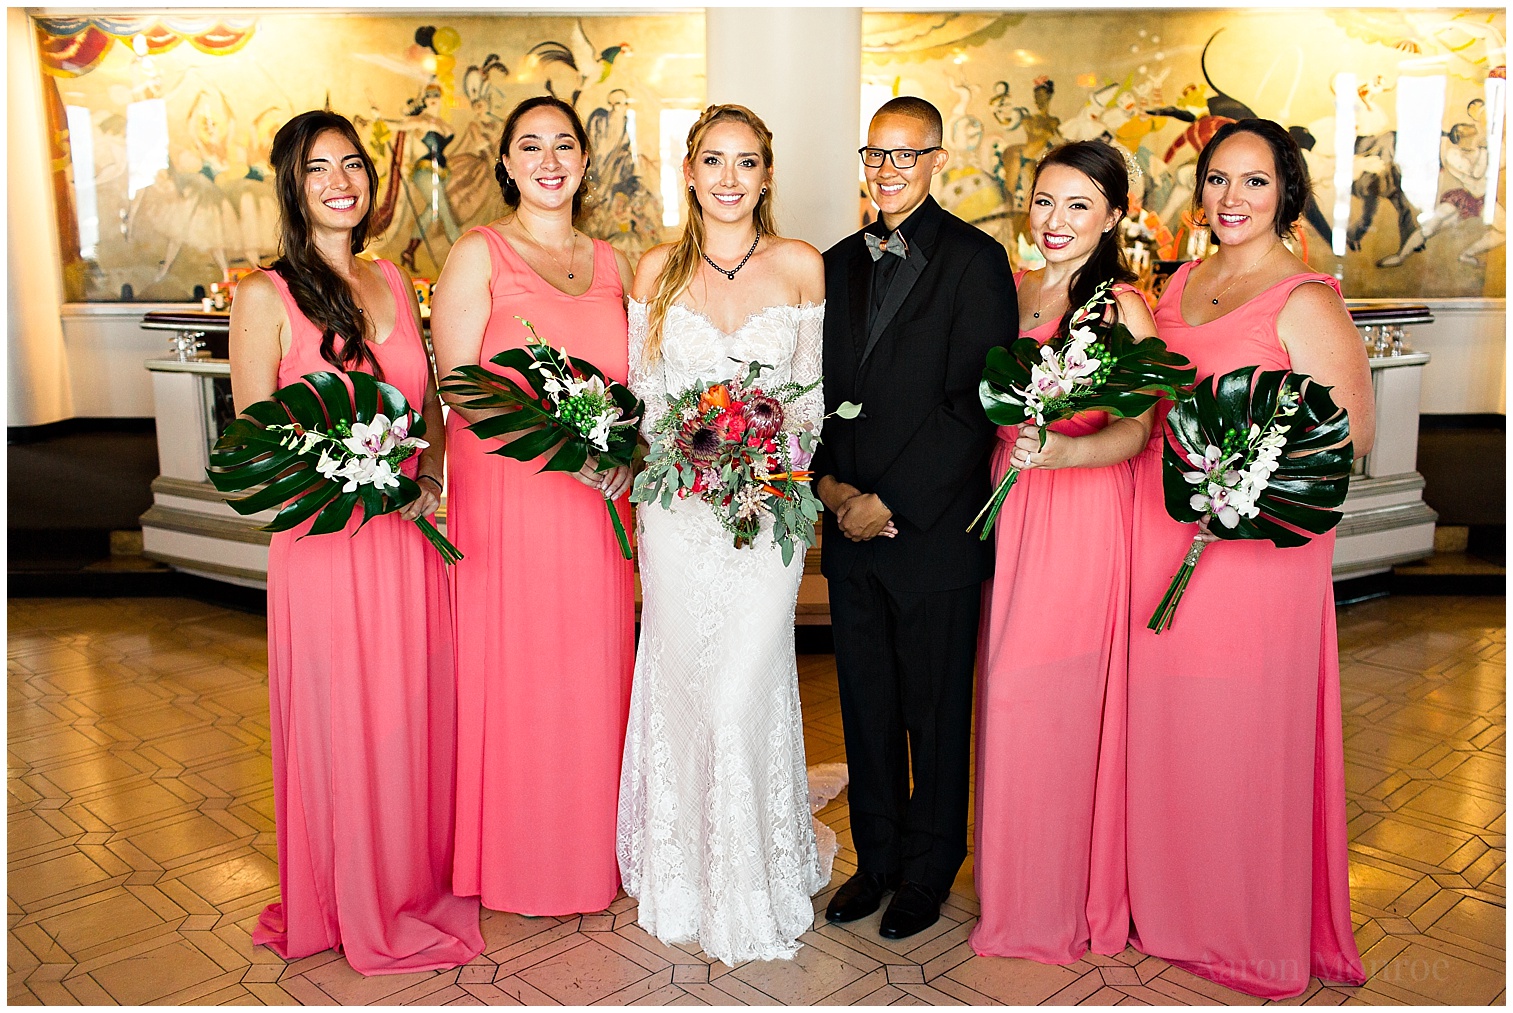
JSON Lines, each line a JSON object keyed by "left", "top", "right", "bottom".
{"left": 440, "top": 317, "right": 643, "bottom": 559}
{"left": 630, "top": 360, "right": 860, "bottom": 566}
{"left": 1147, "top": 366, "right": 1353, "bottom": 633}
{"left": 970, "top": 280, "right": 1195, "bottom": 538}
{"left": 207, "top": 370, "right": 463, "bottom": 563}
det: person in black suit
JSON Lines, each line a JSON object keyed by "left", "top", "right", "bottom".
{"left": 812, "top": 96, "right": 1016, "bottom": 940}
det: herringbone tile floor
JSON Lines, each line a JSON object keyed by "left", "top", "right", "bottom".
{"left": 7, "top": 594, "right": 1504, "bottom": 1005}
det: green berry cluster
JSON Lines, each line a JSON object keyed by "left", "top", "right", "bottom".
{"left": 559, "top": 392, "right": 611, "bottom": 436}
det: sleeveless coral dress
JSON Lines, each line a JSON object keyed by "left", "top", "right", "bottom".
{"left": 448, "top": 227, "right": 635, "bottom": 914}
{"left": 1126, "top": 261, "right": 1365, "bottom": 998}
{"left": 970, "top": 278, "right": 1130, "bottom": 963}
{"left": 253, "top": 260, "right": 483, "bottom": 974}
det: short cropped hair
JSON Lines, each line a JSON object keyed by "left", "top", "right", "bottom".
{"left": 872, "top": 96, "right": 943, "bottom": 146}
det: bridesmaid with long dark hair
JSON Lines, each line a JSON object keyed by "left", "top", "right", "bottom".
{"left": 431, "top": 95, "right": 635, "bottom": 916}
{"left": 970, "top": 140, "right": 1154, "bottom": 964}
{"left": 1126, "top": 118, "right": 1373, "bottom": 999}
{"left": 229, "top": 109, "right": 482, "bottom": 974}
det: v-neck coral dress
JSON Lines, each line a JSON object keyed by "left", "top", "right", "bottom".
{"left": 253, "top": 259, "right": 483, "bottom": 974}
{"left": 1125, "top": 260, "right": 1365, "bottom": 999}
{"left": 969, "top": 277, "right": 1131, "bottom": 964}
{"left": 447, "top": 225, "right": 635, "bottom": 915}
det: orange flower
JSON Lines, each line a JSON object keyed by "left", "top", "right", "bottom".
{"left": 698, "top": 384, "right": 732, "bottom": 413}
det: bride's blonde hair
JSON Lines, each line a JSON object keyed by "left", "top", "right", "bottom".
{"left": 644, "top": 104, "right": 779, "bottom": 363}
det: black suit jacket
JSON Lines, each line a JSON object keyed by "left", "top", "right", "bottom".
{"left": 813, "top": 197, "right": 1017, "bottom": 593}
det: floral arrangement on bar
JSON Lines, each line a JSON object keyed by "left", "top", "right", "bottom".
{"left": 970, "top": 280, "right": 1195, "bottom": 538}
{"left": 439, "top": 318, "right": 643, "bottom": 559}
{"left": 1147, "top": 366, "right": 1353, "bottom": 633}
{"left": 207, "top": 371, "right": 462, "bottom": 563}
{"left": 631, "top": 360, "right": 860, "bottom": 566}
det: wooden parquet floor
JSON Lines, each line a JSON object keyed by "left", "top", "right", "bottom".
{"left": 7, "top": 594, "right": 1504, "bottom": 1005}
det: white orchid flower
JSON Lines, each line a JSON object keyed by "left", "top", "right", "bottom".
{"left": 315, "top": 449, "right": 343, "bottom": 480}
{"left": 370, "top": 459, "right": 400, "bottom": 492}
{"left": 343, "top": 415, "right": 396, "bottom": 458}
{"left": 339, "top": 456, "right": 378, "bottom": 492}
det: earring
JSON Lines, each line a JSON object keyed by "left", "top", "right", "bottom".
{"left": 761, "top": 186, "right": 768, "bottom": 194}
{"left": 1192, "top": 208, "right": 1209, "bottom": 228}
{"left": 688, "top": 184, "right": 695, "bottom": 192}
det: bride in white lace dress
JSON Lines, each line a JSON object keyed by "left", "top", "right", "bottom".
{"left": 617, "top": 105, "right": 850, "bottom": 965}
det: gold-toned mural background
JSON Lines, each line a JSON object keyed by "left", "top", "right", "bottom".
{"left": 864, "top": 9, "right": 1505, "bottom": 299}
{"left": 37, "top": 12, "right": 705, "bottom": 303}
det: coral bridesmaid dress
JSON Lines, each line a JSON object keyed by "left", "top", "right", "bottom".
{"left": 1126, "top": 260, "right": 1365, "bottom": 998}
{"left": 448, "top": 226, "right": 635, "bottom": 915}
{"left": 253, "top": 260, "right": 483, "bottom": 974}
{"left": 970, "top": 282, "right": 1130, "bottom": 964}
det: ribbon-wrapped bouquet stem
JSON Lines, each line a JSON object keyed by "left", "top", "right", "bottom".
{"left": 970, "top": 280, "right": 1195, "bottom": 538}
{"left": 1148, "top": 366, "right": 1353, "bottom": 633}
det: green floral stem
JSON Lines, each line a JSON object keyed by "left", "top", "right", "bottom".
{"left": 605, "top": 496, "right": 633, "bottom": 561}
{"left": 414, "top": 516, "right": 465, "bottom": 565}
{"left": 968, "top": 466, "right": 1021, "bottom": 539}
{"left": 967, "top": 427, "right": 1047, "bottom": 540}
{"left": 1147, "top": 534, "right": 1209, "bottom": 633}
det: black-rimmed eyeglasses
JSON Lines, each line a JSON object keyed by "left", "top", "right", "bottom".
{"left": 858, "top": 146, "right": 943, "bottom": 169}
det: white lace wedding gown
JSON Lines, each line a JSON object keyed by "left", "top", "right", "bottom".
{"left": 618, "top": 300, "right": 834, "bottom": 966}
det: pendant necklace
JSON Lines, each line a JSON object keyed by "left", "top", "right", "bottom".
{"left": 1208, "top": 241, "right": 1281, "bottom": 306}
{"left": 702, "top": 230, "right": 762, "bottom": 281}
{"left": 515, "top": 218, "right": 578, "bottom": 280}
{"left": 1031, "top": 275, "right": 1063, "bottom": 320}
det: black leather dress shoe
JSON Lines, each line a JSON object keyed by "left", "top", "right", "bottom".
{"left": 878, "top": 881, "right": 944, "bottom": 939}
{"left": 825, "top": 870, "right": 901, "bottom": 923}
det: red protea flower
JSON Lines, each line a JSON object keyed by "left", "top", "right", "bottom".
{"left": 743, "top": 395, "right": 784, "bottom": 440}
{"left": 681, "top": 415, "right": 723, "bottom": 466}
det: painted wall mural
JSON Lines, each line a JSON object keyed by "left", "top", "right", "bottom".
{"left": 862, "top": 9, "right": 1506, "bottom": 299}
{"left": 36, "top": 12, "right": 704, "bottom": 303}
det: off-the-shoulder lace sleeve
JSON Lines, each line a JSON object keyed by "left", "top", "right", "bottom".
{"left": 627, "top": 300, "right": 668, "bottom": 437}
{"left": 789, "top": 302, "right": 825, "bottom": 433}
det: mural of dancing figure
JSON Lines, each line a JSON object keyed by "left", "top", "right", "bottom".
{"left": 369, "top": 83, "right": 462, "bottom": 274}
{"left": 1377, "top": 119, "right": 1503, "bottom": 267}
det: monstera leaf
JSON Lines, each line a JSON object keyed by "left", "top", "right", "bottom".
{"left": 207, "top": 371, "right": 462, "bottom": 563}
{"left": 439, "top": 322, "right": 644, "bottom": 558}
{"left": 969, "top": 281, "right": 1195, "bottom": 538}
{"left": 1148, "top": 366, "right": 1353, "bottom": 633}
{"left": 1161, "top": 367, "right": 1353, "bottom": 546}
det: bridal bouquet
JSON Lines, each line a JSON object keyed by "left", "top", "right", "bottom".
{"left": 970, "top": 280, "right": 1195, "bottom": 538}
{"left": 440, "top": 317, "right": 643, "bottom": 559}
{"left": 207, "top": 370, "right": 463, "bottom": 563}
{"left": 630, "top": 361, "right": 860, "bottom": 566}
{"left": 1147, "top": 366, "right": 1353, "bottom": 633}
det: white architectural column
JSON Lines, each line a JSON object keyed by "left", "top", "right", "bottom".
{"left": 706, "top": 7, "right": 862, "bottom": 253}
{"left": 7, "top": 8, "right": 74, "bottom": 426}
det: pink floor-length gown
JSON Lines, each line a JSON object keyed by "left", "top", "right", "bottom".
{"left": 970, "top": 285, "right": 1130, "bottom": 964}
{"left": 1126, "top": 260, "right": 1366, "bottom": 998}
{"left": 253, "top": 259, "right": 484, "bottom": 974}
{"left": 448, "top": 226, "right": 635, "bottom": 914}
